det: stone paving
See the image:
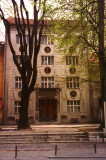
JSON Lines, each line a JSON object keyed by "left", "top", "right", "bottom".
{"left": 0, "top": 143, "right": 106, "bottom": 160}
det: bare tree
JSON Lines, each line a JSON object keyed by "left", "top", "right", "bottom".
{"left": 0, "top": 0, "right": 47, "bottom": 129}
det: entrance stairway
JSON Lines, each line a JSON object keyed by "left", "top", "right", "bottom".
{"left": 0, "top": 126, "right": 89, "bottom": 144}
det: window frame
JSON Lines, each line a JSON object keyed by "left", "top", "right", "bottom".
{"left": 66, "top": 77, "right": 79, "bottom": 88}
{"left": 16, "top": 34, "right": 29, "bottom": 44}
{"left": 41, "top": 77, "right": 54, "bottom": 88}
{"left": 15, "top": 76, "right": 22, "bottom": 89}
{"left": 67, "top": 100, "right": 80, "bottom": 113}
{"left": 41, "top": 35, "right": 54, "bottom": 45}
{"left": 14, "top": 101, "right": 21, "bottom": 114}
{"left": 25, "top": 35, "right": 29, "bottom": 44}
{"left": 16, "top": 55, "right": 29, "bottom": 64}
{"left": 16, "top": 55, "right": 22, "bottom": 64}
{"left": 66, "top": 56, "right": 78, "bottom": 65}
{"left": 16, "top": 34, "right": 20, "bottom": 44}
{"left": 41, "top": 56, "right": 54, "bottom": 65}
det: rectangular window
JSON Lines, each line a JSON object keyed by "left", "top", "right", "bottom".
{"left": 16, "top": 35, "right": 29, "bottom": 44}
{"left": 41, "top": 35, "right": 54, "bottom": 45}
{"left": 15, "top": 76, "right": 22, "bottom": 88}
{"left": 16, "top": 55, "right": 22, "bottom": 64}
{"left": 67, "top": 100, "right": 80, "bottom": 113}
{"left": 14, "top": 101, "right": 21, "bottom": 114}
{"left": 41, "top": 35, "right": 47, "bottom": 44}
{"left": 41, "top": 56, "right": 54, "bottom": 65}
{"left": 41, "top": 77, "right": 54, "bottom": 88}
{"left": 25, "top": 35, "right": 29, "bottom": 44}
{"left": 16, "top": 34, "right": 20, "bottom": 44}
{"left": 66, "top": 77, "right": 79, "bottom": 88}
{"left": 66, "top": 56, "right": 78, "bottom": 65}
{"left": 16, "top": 55, "right": 29, "bottom": 64}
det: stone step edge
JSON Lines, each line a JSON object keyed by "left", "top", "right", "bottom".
{"left": 0, "top": 140, "right": 89, "bottom": 144}
{"left": 0, "top": 132, "right": 86, "bottom": 136}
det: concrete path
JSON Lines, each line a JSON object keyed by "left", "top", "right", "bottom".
{"left": 0, "top": 143, "right": 106, "bottom": 160}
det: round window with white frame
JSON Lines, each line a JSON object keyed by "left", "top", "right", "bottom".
{"left": 70, "top": 91, "right": 77, "bottom": 98}
{"left": 44, "top": 46, "right": 51, "bottom": 53}
{"left": 69, "top": 67, "right": 76, "bottom": 74}
{"left": 44, "top": 67, "right": 51, "bottom": 74}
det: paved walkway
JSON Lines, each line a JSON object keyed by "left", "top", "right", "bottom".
{"left": 0, "top": 143, "right": 106, "bottom": 160}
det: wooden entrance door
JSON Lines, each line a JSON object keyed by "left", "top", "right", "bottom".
{"left": 39, "top": 100, "right": 57, "bottom": 122}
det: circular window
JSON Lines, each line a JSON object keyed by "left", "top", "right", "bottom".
{"left": 44, "top": 67, "right": 51, "bottom": 74}
{"left": 70, "top": 91, "right": 77, "bottom": 97}
{"left": 69, "top": 67, "right": 76, "bottom": 74}
{"left": 44, "top": 47, "right": 51, "bottom": 53}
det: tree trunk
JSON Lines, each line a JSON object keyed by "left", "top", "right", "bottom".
{"left": 98, "top": 0, "right": 105, "bottom": 128}
{"left": 18, "top": 85, "right": 30, "bottom": 129}
{"left": 99, "top": 62, "right": 106, "bottom": 128}
{"left": 98, "top": 0, "right": 105, "bottom": 100}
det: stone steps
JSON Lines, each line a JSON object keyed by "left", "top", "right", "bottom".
{"left": 0, "top": 131, "right": 88, "bottom": 144}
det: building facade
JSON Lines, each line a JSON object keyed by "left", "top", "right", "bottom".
{"left": 4, "top": 17, "right": 101, "bottom": 124}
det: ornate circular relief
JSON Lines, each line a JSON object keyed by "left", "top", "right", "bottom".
{"left": 70, "top": 91, "right": 77, "bottom": 97}
{"left": 44, "top": 67, "right": 51, "bottom": 74}
{"left": 44, "top": 47, "right": 51, "bottom": 53}
{"left": 18, "top": 91, "right": 22, "bottom": 98}
{"left": 69, "top": 67, "right": 76, "bottom": 74}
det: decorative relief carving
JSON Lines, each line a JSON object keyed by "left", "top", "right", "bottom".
{"left": 40, "top": 67, "right": 54, "bottom": 76}
{"left": 18, "top": 91, "right": 22, "bottom": 98}
{"left": 69, "top": 67, "right": 76, "bottom": 74}
{"left": 10, "top": 91, "right": 15, "bottom": 99}
{"left": 44, "top": 67, "right": 51, "bottom": 74}
{"left": 70, "top": 91, "right": 77, "bottom": 97}
{"left": 12, "top": 91, "right": 21, "bottom": 101}
{"left": 65, "top": 67, "right": 69, "bottom": 74}
{"left": 40, "top": 46, "right": 54, "bottom": 54}
{"left": 44, "top": 46, "right": 51, "bottom": 53}
{"left": 67, "top": 90, "right": 80, "bottom": 99}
